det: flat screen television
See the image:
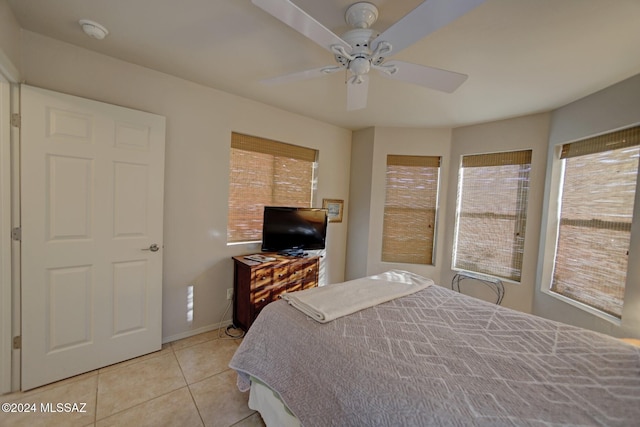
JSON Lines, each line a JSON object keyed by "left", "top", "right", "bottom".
{"left": 261, "top": 206, "right": 328, "bottom": 254}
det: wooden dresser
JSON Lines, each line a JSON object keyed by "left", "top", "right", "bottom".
{"left": 232, "top": 254, "right": 320, "bottom": 331}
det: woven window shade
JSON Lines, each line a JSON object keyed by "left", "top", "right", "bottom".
{"left": 228, "top": 133, "right": 317, "bottom": 243}
{"left": 552, "top": 130, "right": 639, "bottom": 318}
{"left": 453, "top": 150, "right": 532, "bottom": 281}
{"left": 382, "top": 155, "right": 440, "bottom": 264}
{"left": 560, "top": 125, "right": 640, "bottom": 159}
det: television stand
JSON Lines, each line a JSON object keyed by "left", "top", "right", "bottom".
{"left": 232, "top": 253, "right": 320, "bottom": 330}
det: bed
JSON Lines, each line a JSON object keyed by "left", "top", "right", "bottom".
{"left": 229, "top": 270, "right": 640, "bottom": 426}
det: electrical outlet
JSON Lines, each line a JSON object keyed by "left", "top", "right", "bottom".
{"left": 226, "top": 288, "right": 233, "bottom": 300}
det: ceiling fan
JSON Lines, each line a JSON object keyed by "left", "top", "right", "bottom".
{"left": 252, "top": 0, "right": 486, "bottom": 110}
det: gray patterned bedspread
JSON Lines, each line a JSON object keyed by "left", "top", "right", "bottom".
{"left": 229, "top": 283, "right": 640, "bottom": 426}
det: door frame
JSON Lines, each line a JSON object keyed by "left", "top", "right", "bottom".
{"left": 0, "top": 48, "right": 20, "bottom": 394}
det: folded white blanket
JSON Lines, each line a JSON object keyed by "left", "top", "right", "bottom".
{"left": 280, "top": 270, "right": 433, "bottom": 323}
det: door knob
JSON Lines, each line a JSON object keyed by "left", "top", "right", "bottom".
{"left": 142, "top": 244, "right": 160, "bottom": 252}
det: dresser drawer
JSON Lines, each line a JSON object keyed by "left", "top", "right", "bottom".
{"left": 300, "top": 261, "right": 319, "bottom": 289}
{"left": 272, "top": 264, "right": 291, "bottom": 285}
{"left": 233, "top": 254, "right": 321, "bottom": 331}
{"left": 252, "top": 286, "right": 271, "bottom": 309}
{"left": 251, "top": 267, "right": 272, "bottom": 289}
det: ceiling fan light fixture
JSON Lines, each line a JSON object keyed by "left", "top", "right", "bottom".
{"left": 79, "top": 19, "right": 109, "bottom": 40}
{"left": 349, "top": 57, "right": 371, "bottom": 77}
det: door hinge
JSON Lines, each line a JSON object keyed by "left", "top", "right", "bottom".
{"left": 11, "top": 227, "right": 21, "bottom": 241}
{"left": 13, "top": 336, "right": 21, "bottom": 349}
{"left": 10, "top": 113, "right": 20, "bottom": 128}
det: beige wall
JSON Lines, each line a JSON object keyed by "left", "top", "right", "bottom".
{"left": 19, "top": 31, "right": 352, "bottom": 341}
{"left": 345, "top": 127, "right": 374, "bottom": 281}
{"left": 442, "top": 114, "right": 551, "bottom": 313}
{"left": 535, "top": 73, "right": 640, "bottom": 338}
{"left": 0, "top": 0, "right": 21, "bottom": 79}
{"left": 346, "top": 116, "right": 549, "bottom": 314}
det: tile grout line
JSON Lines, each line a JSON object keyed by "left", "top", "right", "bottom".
{"left": 95, "top": 385, "right": 195, "bottom": 424}
{"left": 185, "top": 383, "right": 206, "bottom": 427}
{"left": 173, "top": 332, "right": 248, "bottom": 427}
{"left": 172, "top": 343, "right": 208, "bottom": 426}
{"left": 93, "top": 369, "right": 100, "bottom": 425}
{"left": 231, "top": 412, "right": 262, "bottom": 427}
{"left": 94, "top": 346, "right": 185, "bottom": 424}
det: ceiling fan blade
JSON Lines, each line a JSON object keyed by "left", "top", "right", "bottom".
{"left": 260, "top": 66, "right": 341, "bottom": 86}
{"left": 347, "top": 75, "right": 369, "bottom": 111}
{"left": 379, "top": 61, "right": 468, "bottom": 93}
{"left": 252, "top": 0, "right": 350, "bottom": 53}
{"left": 372, "top": 0, "right": 486, "bottom": 56}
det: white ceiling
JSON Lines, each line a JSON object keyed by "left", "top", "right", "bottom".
{"left": 8, "top": 0, "right": 640, "bottom": 130}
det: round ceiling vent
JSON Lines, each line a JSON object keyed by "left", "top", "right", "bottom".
{"left": 79, "top": 19, "right": 109, "bottom": 40}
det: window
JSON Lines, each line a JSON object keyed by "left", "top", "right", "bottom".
{"left": 550, "top": 126, "right": 639, "bottom": 318}
{"left": 227, "top": 132, "right": 317, "bottom": 243}
{"left": 382, "top": 155, "right": 440, "bottom": 264}
{"left": 453, "top": 150, "right": 532, "bottom": 281}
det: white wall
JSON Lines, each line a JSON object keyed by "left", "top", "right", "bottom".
{"left": 535, "top": 73, "right": 640, "bottom": 338}
{"left": 19, "top": 31, "right": 352, "bottom": 342}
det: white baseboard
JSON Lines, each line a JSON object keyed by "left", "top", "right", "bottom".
{"left": 162, "top": 318, "right": 234, "bottom": 344}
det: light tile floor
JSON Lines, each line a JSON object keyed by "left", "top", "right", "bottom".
{"left": 0, "top": 329, "right": 264, "bottom": 427}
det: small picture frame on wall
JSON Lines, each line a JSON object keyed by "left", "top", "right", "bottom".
{"left": 322, "top": 199, "right": 344, "bottom": 223}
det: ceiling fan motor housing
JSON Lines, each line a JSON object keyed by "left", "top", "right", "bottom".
{"left": 340, "top": 4, "right": 382, "bottom": 81}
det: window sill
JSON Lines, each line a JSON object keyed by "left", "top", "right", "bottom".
{"left": 540, "top": 287, "right": 622, "bottom": 326}
{"left": 451, "top": 268, "right": 522, "bottom": 285}
{"left": 227, "top": 240, "right": 261, "bottom": 247}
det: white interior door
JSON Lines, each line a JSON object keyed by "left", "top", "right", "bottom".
{"left": 20, "top": 85, "right": 166, "bottom": 390}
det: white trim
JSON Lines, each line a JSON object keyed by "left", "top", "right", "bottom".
{"left": 541, "top": 287, "right": 621, "bottom": 325}
{"left": 227, "top": 240, "right": 261, "bottom": 247}
{"left": 0, "top": 48, "right": 20, "bottom": 393}
{"left": 9, "top": 83, "right": 20, "bottom": 392}
{"left": 0, "top": 47, "right": 19, "bottom": 393}
{"left": 451, "top": 150, "right": 532, "bottom": 285}
{"left": 451, "top": 267, "right": 521, "bottom": 285}
{"left": 537, "top": 126, "right": 640, "bottom": 327}
{"left": 161, "top": 319, "right": 233, "bottom": 344}
{"left": 0, "top": 72, "right": 11, "bottom": 395}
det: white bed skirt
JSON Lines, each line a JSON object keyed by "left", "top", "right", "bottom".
{"left": 249, "top": 380, "right": 300, "bottom": 427}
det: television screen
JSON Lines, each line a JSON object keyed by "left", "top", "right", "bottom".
{"left": 261, "top": 206, "right": 328, "bottom": 253}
